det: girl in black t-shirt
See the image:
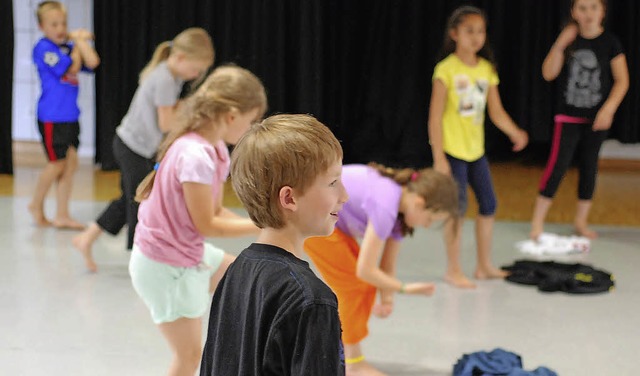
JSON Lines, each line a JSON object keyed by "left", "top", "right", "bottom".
{"left": 531, "top": 0, "right": 629, "bottom": 240}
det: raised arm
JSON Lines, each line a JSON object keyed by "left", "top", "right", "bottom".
{"left": 183, "top": 181, "right": 258, "bottom": 238}
{"left": 69, "top": 29, "right": 100, "bottom": 69}
{"left": 542, "top": 23, "right": 578, "bottom": 81}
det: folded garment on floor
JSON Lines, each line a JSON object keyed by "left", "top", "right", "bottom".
{"left": 502, "top": 260, "right": 615, "bottom": 294}
{"left": 515, "top": 233, "right": 590, "bottom": 255}
{"left": 453, "top": 348, "right": 557, "bottom": 376}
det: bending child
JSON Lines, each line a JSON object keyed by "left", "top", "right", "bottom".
{"left": 200, "top": 114, "right": 348, "bottom": 375}
{"left": 30, "top": 1, "right": 100, "bottom": 229}
{"left": 304, "top": 164, "right": 458, "bottom": 376}
{"left": 73, "top": 28, "right": 214, "bottom": 271}
{"left": 129, "top": 65, "right": 266, "bottom": 376}
{"left": 531, "top": 0, "right": 628, "bottom": 240}
{"left": 428, "top": 6, "right": 529, "bottom": 288}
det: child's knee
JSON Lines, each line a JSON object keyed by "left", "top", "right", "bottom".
{"left": 177, "top": 346, "right": 202, "bottom": 367}
{"left": 479, "top": 199, "right": 496, "bottom": 216}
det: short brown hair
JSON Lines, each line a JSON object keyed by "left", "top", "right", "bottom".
{"left": 36, "top": 1, "right": 66, "bottom": 24}
{"left": 231, "top": 114, "right": 343, "bottom": 229}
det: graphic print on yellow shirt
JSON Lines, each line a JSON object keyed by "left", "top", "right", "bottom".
{"left": 433, "top": 54, "right": 499, "bottom": 162}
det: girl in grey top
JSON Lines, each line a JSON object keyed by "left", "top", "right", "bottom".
{"left": 72, "top": 27, "right": 214, "bottom": 272}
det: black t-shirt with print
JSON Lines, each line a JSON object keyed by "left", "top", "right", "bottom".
{"left": 200, "top": 243, "right": 345, "bottom": 376}
{"left": 557, "top": 30, "right": 624, "bottom": 120}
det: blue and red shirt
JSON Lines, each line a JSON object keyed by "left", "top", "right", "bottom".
{"left": 32, "top": 37, "right": 92, "bottom": 122}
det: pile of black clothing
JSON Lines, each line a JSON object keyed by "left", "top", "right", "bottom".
{"left": 501, "top": 260, "right": 614, "bottom": 294}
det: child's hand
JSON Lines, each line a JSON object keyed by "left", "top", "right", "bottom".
{"left": 433, "top": 158, "right": 451, "bottom": 176}
{"left": 403, "top": 282, "right": 436, "bottom": 296}
{"left": 593, "top": 106, "right": 615, "bottom": 131}
{"left": 372, "top": 302, "right": 393, "bottom": 318}
{"left": 69, "top": 29, "right": 94, "bottom": 41}
{"left": 556, "top": 23, "right": 579, "bottom": 50}
{"left": 510, "top": 129, "right": 529, "bottom": 152}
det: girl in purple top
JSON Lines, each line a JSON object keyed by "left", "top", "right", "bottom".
{"left": 304, "top": 163, "right": 458, "bottom": 376}
{"left": 129, "top": 65, "right": 266, "bottom": 376}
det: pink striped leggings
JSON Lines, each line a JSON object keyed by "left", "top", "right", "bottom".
{"left": 538, "top": 114, "right": 608, "bottom": 200}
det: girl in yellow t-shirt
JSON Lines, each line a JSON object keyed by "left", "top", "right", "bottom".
{"left": 428, "top": 5, "right": 529, "bottom": 288}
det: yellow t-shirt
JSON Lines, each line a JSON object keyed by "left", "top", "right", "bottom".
{"left": 432, "top": 54, "right": 499, "bottom": 162}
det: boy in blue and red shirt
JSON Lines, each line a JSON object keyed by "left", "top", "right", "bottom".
{"left": 29, "top": 1, "right": 100, "bottom": 229}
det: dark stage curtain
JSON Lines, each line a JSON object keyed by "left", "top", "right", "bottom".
{"left": 1, "top": 0, "right": 14, "bottom": 175}
{"left": 94, "top": 0, "right": 640, "bottom": 170}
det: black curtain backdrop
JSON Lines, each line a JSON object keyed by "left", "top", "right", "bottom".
{"left": 1, "top": 0, "right": 14, "bottom": 175}
{"left": 94, "top": 0, "right": 639, "bottom": 170}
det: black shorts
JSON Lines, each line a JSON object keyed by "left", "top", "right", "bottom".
{"left": 37, "top": 121, "right": 80, "bottom": 161}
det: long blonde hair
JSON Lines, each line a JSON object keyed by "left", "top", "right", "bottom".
{"left": 135, "top": 65, "right": 267, "bottom": 202}
{"left": 369, "top": 162, "right": 459, "bottom": 236}
{"left": 138, "top": 27, "right": 214, "bottom": 84}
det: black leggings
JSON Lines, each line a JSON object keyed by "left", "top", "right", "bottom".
{"left": 538, "top": 115, "right": 608, "bottom": 201}
{"left": 96, "top": 135, "right": 155, "bottom": 249}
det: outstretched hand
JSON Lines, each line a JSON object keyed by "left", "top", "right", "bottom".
{"left": 403, "top": 282, "right": 436, "bottom": 296}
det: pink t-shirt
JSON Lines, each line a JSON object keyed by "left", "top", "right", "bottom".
{"left": 134, "top": 132, "right": 230, "bottom": 267}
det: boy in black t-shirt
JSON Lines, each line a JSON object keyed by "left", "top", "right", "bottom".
{"left": 200, "top": 114, "right": 348, "bottom": 376}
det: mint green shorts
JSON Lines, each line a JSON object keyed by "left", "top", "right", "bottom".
{"left": 129, "top": 243, "right": 225, "bottom": 324}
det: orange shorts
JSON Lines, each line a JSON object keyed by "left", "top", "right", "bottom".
{"left": 304, "top": 228, "right": 376, "bottom": 344}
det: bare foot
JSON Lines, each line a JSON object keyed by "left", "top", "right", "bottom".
{"left": 444, "top": 272, "right": 476, "bottom": 288}
{"left": 347, "top": 360, "right": 387, "bottom": 376}
{"left": 52, "top": 217, "right": 86, "bottom": 231}
{"left": 575, "top": 225, "right": 598, "bottom": 239}
{"left": 475, "top": 266, "right": 509, "bottom": 280}
{"left": 529, "top": 227, "right": 543, "bottom": 241}
{"left": 28, "top": 204, "right": 52, "bottom": 227}
{"left": 72, "top": 232, "right": 97, "bottom": 272}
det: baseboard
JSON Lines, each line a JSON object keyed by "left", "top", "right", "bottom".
{"left": 599, "top": 159, "right": 640, "bottom": 172}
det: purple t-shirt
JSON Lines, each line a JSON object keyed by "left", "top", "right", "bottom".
{"left": 336, "top": 165, "right": 404, "bottom": 241}
{"left": 134, "top": 132, "right": 230, "bottom": 267}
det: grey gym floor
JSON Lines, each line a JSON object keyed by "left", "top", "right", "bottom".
{"left": 1, "top": 196, "right": 638, "bottom": 375}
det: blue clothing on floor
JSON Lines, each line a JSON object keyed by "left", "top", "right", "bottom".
{"left": 453, "top": 348, "right": 557, "bottom": 376}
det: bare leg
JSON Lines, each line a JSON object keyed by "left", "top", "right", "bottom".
{"left": 158, "top": 317, "right": 203, "bottom": 376}
{"left": 29, "top": 161, "right": 65, "bottom": 227}
{"left": 208, "top": 253, "right": 236, "bottom": 293}
{"left": 52, "top": 147, "right": 85, "bottom": 230}
{"left": 344, "top": 342, "right": 387, "bottom": 376}
{"left": 530, "top": 195, "right": 553, "bottom": 240}
{"left": 575, "top": 199, "right": 597, "bottom": 239}
{"left": 474, "top": 215, "right": 507, "bottom": 279}
{"left": 443, "top": 218, "right": 475, "bottom": 288}
{"left": 72, "top": 222, "right": 103, "bottom": 272}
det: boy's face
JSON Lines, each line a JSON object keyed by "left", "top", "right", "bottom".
{"left": 39, "top": 8, "right": 68, "bottom": 45}
{"left": 294, "top": 160, "right": 348, "bottom": 238}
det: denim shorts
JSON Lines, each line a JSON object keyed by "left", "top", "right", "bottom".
{"left": 129, "top": 243, "right": 225, "bottom": 324}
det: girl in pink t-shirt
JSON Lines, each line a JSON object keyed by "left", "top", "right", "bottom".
{"left": 129, "top": 65, "right": 267, "bottom": 376}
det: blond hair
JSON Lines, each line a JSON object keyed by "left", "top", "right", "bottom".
{"left": 370, "top": 163, "right": 459, "bottom": 235}
{"left": 135, "top": 65, "right": 267, "bottom": 201}
{"left": 139, "top": 27, "right": 214, "bottom": 84}
{"left": 36, "top": 1, "right": 65, "bottom": 24}
{"left": 231, "top": 114, "right": 343, "bottom": 229}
